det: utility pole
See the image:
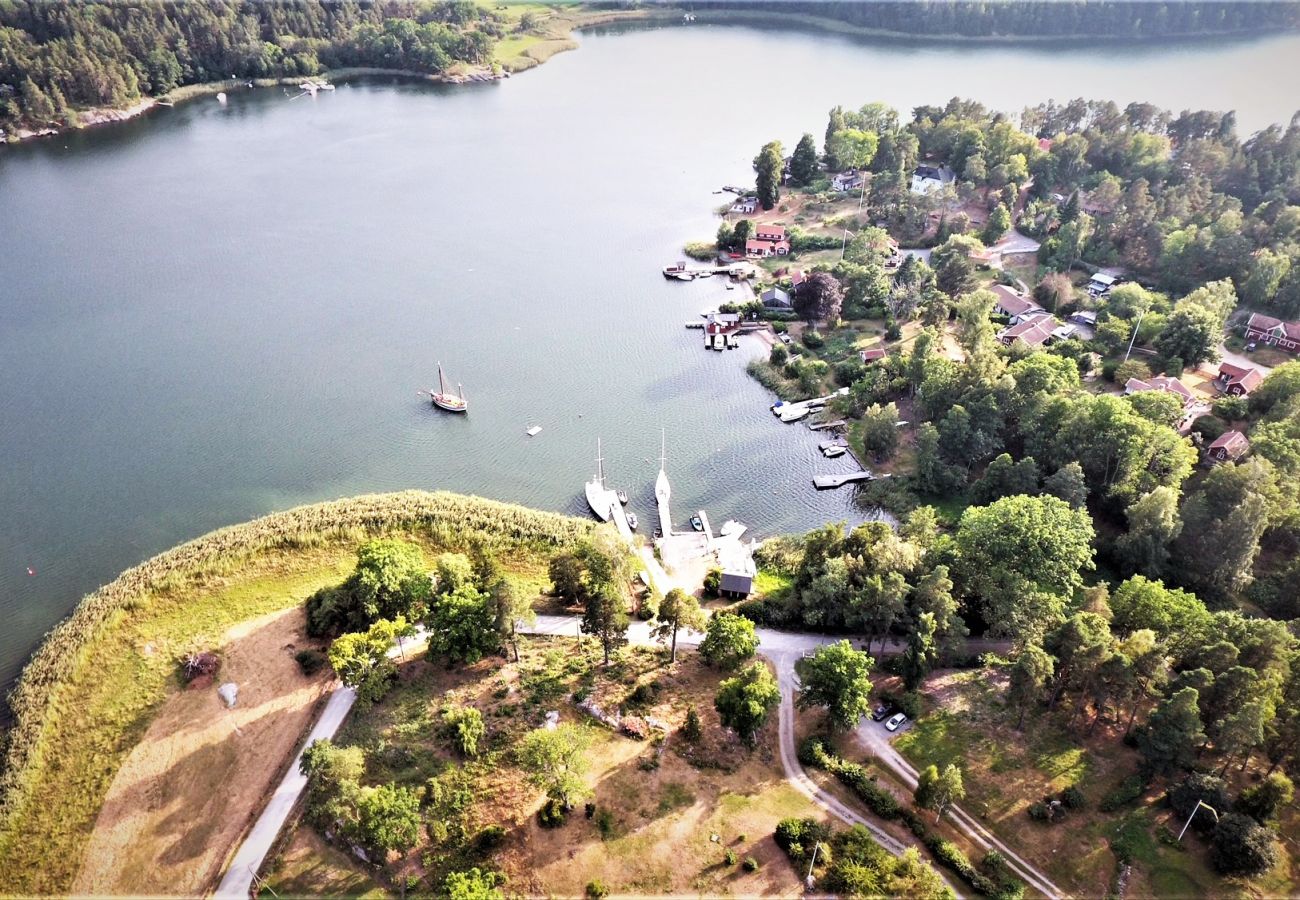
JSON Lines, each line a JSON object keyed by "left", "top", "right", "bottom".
{"left": 1123, "top": 307, "right": 1147, "bottom": 363}
{"left": 1177, "top": 800, "right": 1219, "bottom": 841}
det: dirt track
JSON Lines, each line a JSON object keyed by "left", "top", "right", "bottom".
{"left": 73, "top": 607, "right": 330, "bottom": 895}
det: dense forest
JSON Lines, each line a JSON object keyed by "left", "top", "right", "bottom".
{"left": 684, "top": 0, "right": 1300, "bottom": 39}
{"left": 0, "top": 0, "right": 498, "bottom": 135}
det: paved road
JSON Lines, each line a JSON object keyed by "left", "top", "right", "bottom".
{"left": 213, "top": 630, "right": 429, "bottom": 899}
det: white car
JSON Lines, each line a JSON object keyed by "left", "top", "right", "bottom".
{"left": 885, "top": 712, "right": 908, "bottom": 732}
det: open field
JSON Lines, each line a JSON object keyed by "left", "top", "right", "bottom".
{"left": 0, "top": 491, "right": 590, "bottom": 894}
{"left": 73, "top": 607, "right": 333, "bottom": 895}
{"left": 489, "top": 4, "right": 677, "bottom": 73}
{"left": 266, "top": 640, "right": 822, "bottom": 896}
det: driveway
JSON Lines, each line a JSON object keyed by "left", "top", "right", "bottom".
{"left": 1215, "top": 343, "right": 1274, "bottom": 377}
{"left": 854, "top": 716, "right": 1065, "bottom": 899}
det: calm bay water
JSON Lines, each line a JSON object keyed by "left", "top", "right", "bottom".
{"left": 2, "top": 22, "right": 1299, "bottom": 690}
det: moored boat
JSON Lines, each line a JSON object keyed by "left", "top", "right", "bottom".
{"left": 584, "top": 438, "right": 618, "bottom": 521}
{"left": 626, "top": 513, "right": 639, "bottom": 530}
{"left": 427, "top": 362, "right": 468, "bottom": 413}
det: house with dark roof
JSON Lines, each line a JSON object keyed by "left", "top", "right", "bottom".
{"left": 1245, "top": 313, "right": 1300, "bottom": 353}
{"left": 1207, "top": 429, "right": 1250, "bottom": 464}
{"left": 832, "top": 170, "right": 865, "bottom": 192}
{"left": 761, "top": 287, "right": 792, "bottom": 309}
{"left": 1216, "top": 363, "right": 1264, "bottom": 397}
{"left": 997, "top": 312, "right": 1059, "bottom": 348}
{"left": 990, "top": 284, "right": 1043, "bottom": 323}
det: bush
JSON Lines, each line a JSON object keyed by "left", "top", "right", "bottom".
{"left": 626, "top": 681, "right": 659, "bottom": 709}
{"left": 724, "top": 848, "right": 738, "bottom": 866}
{"left": 682, "top": 706, "right": 702, "bottom": 742}
{"left": 742, "top": 856, "right": 759, "bottom": 872}
{"left": 474, "top": 824, "right": 507, "bottom": 852}
{"left": 775, "top": 817, "right": 830, "bottom": 860}
{"left": 1210, "top": 813, "right": 1280, "bottom": 877}
{"left": 181, "top": 651, "right": 220, "bottom": 683}
{"left": 1168, "top": 774, "right": 1231, "bottom": 833}
{"left": 1100, "top": 774, "right": 1146, "bottom": 812}
{"left": 771, "top": 320, "right": 788, "bottom": 333}
{"left": 802, "top": 330, "right": 825, "bottom": 349}
{"left": 702, "top": 568, "right": 722, "bottom": 598}
{"left": 585, "top": 880, "right": 609, "bottom": 899}
{"left": 294, "top": 648, "right": 327, "bottom": 676}
{"left": 770, "top": 344, "right": 789, "bottom": 366}
{"left": 1061, "top": 785, "right": 1086, "bottom": 810}
{"left": 595, "top": 808, "right": 617, "bottom": 840}
{"left": 538, "top": 797, "right": 568, "bottom": 828}
{"left": 1027, "top": 801, "right": 1051, "bottom": 821}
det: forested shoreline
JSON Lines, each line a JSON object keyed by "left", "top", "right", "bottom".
{"left": 0, "top": 0, "right": 500, "bottom": 137}
{"left": 680, "top": 1, "right": 1300, "bottom": 40}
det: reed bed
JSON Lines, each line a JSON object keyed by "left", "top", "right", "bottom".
{"left": 0, "top": 490, "right": 591, "bottom": 888}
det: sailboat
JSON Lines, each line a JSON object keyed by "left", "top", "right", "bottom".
{"left": 428, "top": 362, "right": 467, "bottom": 413}
{"left": 584, "top": 438, "right": 617, "bottom": 521}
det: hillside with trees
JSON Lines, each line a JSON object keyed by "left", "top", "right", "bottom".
{"left": 0, "top": 0, "right": 498, "bottom": 136}
{"left": 688, "top": 1, "right": 1300, "bottom": 39}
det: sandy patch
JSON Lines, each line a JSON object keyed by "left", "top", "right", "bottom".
{"left": 73, "top": 607, "right": 331, "bottom": 895}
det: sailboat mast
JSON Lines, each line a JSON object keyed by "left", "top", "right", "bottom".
{"left": 660, "top": 428, "right": 667, "bottom": 473}
{"left": 596, "top": 438, "right": 605, "bottom": 487}
{"left": 458, "top": 383, "right": 464, "bottom": 404}
{"left": 438, "top": 362, "right": 446, "bottom": 396}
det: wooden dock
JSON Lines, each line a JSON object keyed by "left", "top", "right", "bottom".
{"left": 812, "top": 471, "right": 882, "bottom": 490}
{"left": 807, "top": 419, "right": 847, "bottom": 432}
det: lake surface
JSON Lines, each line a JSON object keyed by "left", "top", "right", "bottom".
{"left": 3, "top": 22, "right": 1300, "bottom": 691}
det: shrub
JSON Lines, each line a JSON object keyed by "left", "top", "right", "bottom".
{"left": 702, "top": 567, "right": 722, "bottom": 598}
{"left": 683, "top": 706, "right": 702, "bottom": 742}
{"left": 770, "top": 344, "right": 789, "bottom": 366}
{"left": 1061, "top": 785, "right": 1086, "bottom": 810}
{"left": 441, "top": 706, "right": 486, "bottom": 757}
{"left": 538, "top": 797, "right": 568, "bottom": 828}
{"left": 181, "top": 651, "right": 220, "bottom": 683}
{"left": 1210, "top": 813, "right": 1280, "bottom": 877}
{"left": 474, "top": 824, "right": 507, "bottom": 852}
{"left": 802, "top": 330, "right": 825, "bottom": 349}
{"left": 724, "top": 848, "right": 738, "bottom": 866}
{"left": 294, "top": 648, "right": 327, "bottom": 676}
{"left": 627, "top": 682, "right": 659, "bottom": 709}
{"left": 585, "top": 880, "right": 609, "bottom": 899}
{"left": 595, "top": 808, "right": 617, "bottom": 840}
{"left": 1167, "top": 774, "right": 1231, "bottom": 833}
{"left": 743, "top": 856, "right": 759, "bottom": 872}
{"left": 771, "top": 320, "right": 788, "bottom": 333}
{"left": 1027, "top": 801, "right": 1051, "bottom": 821}
{"left": 1100, "top": 775, "right": 1146, "bottom": 812}
{"left": 775, "top": 817, "right": 830, "bottom": 860}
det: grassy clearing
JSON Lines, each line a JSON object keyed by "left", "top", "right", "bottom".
{"left": 892, "top": 668, "right": 1297, "bottom": 898}
{"left": 0, "top": 491, "right": 590, "bottom": 894}
{"left": 488, "top": 4, "right": 675, "bottom": 73}
{"left": 268, "top": 638, "right": 820, "bottom": 896}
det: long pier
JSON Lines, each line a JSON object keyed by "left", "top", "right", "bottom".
{"left": 812, "top": 471, "right": 881, "bottom": 490}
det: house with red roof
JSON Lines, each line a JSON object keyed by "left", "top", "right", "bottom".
{"left": 1215, "top": 363, "right": 1264, "bottom": 397}
{"left": 990, "top": 284, "right": 1043, "bottom": 323}
{"left": 746, "top": 224, "right": 790, "bottom": 258}
{"left": 1206, "top": 429, "right": 1250, "bottom": 464}
{"left": 860, "top": 348, "right": 887, "bottom": 364}
{"left": 997, "top": 312, "right": 1059, "bottom": 348}
{"left": 1245, "top": 313, "right": 1300, "bottom": 353}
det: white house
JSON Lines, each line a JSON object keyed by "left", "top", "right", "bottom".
{"left": 910, "top": 164, "right": 955, "bottom": 195}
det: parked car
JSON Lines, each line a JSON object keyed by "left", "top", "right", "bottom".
{"left": 871, "top": 704, "right": 893, "bottom": 722}
{"left": 779, "top": 333, "right": 792, "bottom": 344}
{"left": 885, "top": 712, "right": 908, "bottom": 732}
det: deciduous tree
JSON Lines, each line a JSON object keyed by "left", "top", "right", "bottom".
{"left": 653, "top": 588, "right": 706, "bottom": 663}
{"left": 715, "top": 661, "right": 780, "bottom": 745}
{"left": 797, "top": 640, "right": 875, "bottom": 729}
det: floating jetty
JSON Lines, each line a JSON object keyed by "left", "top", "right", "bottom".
{"left": 813, "top": 471, "right": 885, "bottom": 490}
{"left": 808, "top": 419, "right": 847, "bottom": 432}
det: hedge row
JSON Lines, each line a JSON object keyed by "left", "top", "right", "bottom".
{"left": 799, "top": 737, "right": 1022, "bottom": 899}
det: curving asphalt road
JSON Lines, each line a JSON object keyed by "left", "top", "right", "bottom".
{"left": 212, "top": 616, "right": 1057, "bottom": 899}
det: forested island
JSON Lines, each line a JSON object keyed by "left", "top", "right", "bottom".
{"left": 0, "top": 0, "right": 502, "bottom": 138}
